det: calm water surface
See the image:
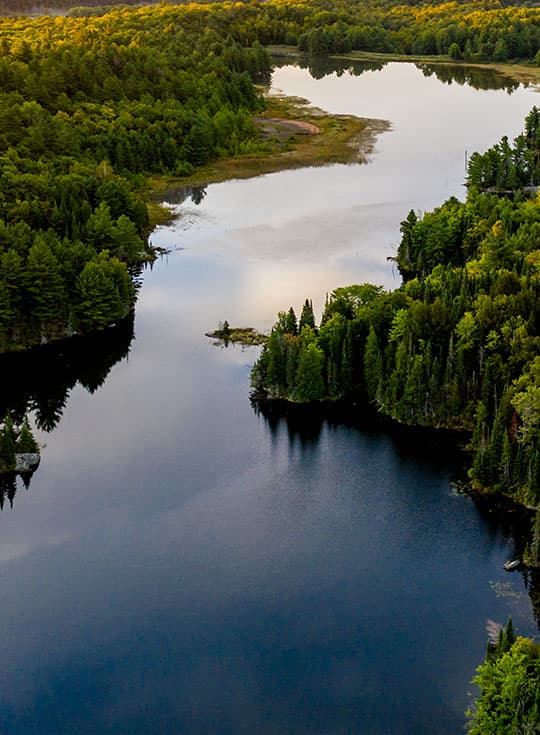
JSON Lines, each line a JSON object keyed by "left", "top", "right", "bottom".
{"left": 1, "top": 62, "right": 539, "bottom": 734}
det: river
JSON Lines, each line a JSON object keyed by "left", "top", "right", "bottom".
{"left": 0, "top": 61, "right": 539, "bottom": 734}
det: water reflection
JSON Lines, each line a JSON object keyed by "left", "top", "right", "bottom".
{"left": 275, "top": 54, "right": 522, "bottom": 93}
{"left": 298, "top": 56, "right": 385, "bottom": 80}
{"left": 416, "top": 62, "right": 521, "bottom": 93}
{"left": 0, "top": 313, "right": 134, "bottom": 430}
{"left": 158, "top": 184, "right": 208, "bottom": 208}
{"left": 0, "top": 315, "right": 134, "bottom": 508}
{"left": 525, "top": 569, "right": 540, "bottom": 628}
{"left": 252, "top": 399, "right": 325, "bottom": 448}
{"left": 254, "top": 397, "right": 540, "bottom": 630}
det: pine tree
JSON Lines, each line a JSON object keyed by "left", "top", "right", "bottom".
{"left": 364, "top": 326, "right": 383, "bottom": 401}
{"left": 265, "top": 329, "right": 287, "bottom": 396}
{"left": 16, "top": 417, "right": 39, "bottom": 454}
{"left": 285, "top": 307, "right": 298, "bottom": 336}
{"left": 294, "top": 341, "right": 325, "bottom": 402}
{"left": 24, "top": 238, "right": 68, "bottom": 337}
{"left": 504, "top": 617, "right": 516, "bottom": 650}
{"left": 0, "top": 417, "right": 16, "bottom": 472}
{"left": 299, "top": 299, "right": 316, "bottom": 332}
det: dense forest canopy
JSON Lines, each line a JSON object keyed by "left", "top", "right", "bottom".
{"left": 3, "top": 0, "right": 540, "bottom": 64}
{"left": 467, "top": 619, "right": 540, "bottom": 734}
{"left": 0, "top": 3, "right": 271, "bottom": 349}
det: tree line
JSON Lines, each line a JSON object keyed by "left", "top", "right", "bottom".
{"left": 205, "top": 0, "right": 540, "bottom": 64}
{"left": 252, "top": 109, "right": 540, "bottom": 510}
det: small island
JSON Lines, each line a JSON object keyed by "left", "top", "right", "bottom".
{"left": 0, "top": 415, "right": 40, "bottom": 475}
{"left": 206, "top": 321, "right": 268, "bottom": 347}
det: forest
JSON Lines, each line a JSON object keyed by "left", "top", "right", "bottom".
{"left": 3, "top": 0, "right": 540, "bottom": 68}
{"left": 3, "top": 0, "right": 540, "bottom": 351}
{"left": 0, "top": 4, "right": 271, "bottom": 350}
{"left": 466, "top": 617, "right": 540, "bottom": 733}
{"left": 251, "top": 108, "right": 540, "bottom": 513}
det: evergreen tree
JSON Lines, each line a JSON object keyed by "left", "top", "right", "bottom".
{"left": 265, "top": 329, "right": 287, "bottom": 396}
{"left": 285, "top": 307, "right": 298, "bottom": 336}
{"left": 0, "top": 416, "right": 16, "bottom": 472}
{"left": 15, "top": 417, "right": 38, "bottom": 454}
{"left": 294, "top": 338, "right": 325, "bottom": 403}
{"left": 299, "top": 298, "right": 316, "bottom": 333}
{"left": 364, "top": 325, "right": 382, "bottom": 401}
{"left": 24, "top": 238, "right": 68, "bottom": 336}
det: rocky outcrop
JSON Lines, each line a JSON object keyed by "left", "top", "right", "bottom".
{"left": 15, "top": 453, "right": 40, "bottom": 473}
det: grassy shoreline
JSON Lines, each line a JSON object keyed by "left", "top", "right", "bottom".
{"left": 145, "top": 51, "right": 540, "bottom": 229}
{"left": 145, "top": 94, "right": 390, "bottom": 228}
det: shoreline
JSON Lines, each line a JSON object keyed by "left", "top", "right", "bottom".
{"left": 145, "top": 93, "right": 390, "bottom": 228}
{"left": 252, "top": 393, "right": 538, "bottom": 531}
{"left": 269, "top": 45, "right": 540, "bottom": 88}
{"left": 145, "top": 52, "right": 540, "bottom": 229}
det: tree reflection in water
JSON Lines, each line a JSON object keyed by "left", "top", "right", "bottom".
{"left": 0, "top": 313, "right": 134, "bottom": 508}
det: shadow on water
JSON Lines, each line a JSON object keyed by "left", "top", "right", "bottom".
{"left": 253, "top": 397, "right": 540, "bottom": 631}
{"left": 252, "top": 398, "right": 325, "bottom": 449}
{"left": 253, "top": 395, "right": 468, "bottom": 464}
{"left": 0, "top": 314, "right": 134, "bottom": 508}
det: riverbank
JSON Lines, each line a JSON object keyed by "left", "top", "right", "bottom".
{"left": 145, "top": 94, "right": 389, "bottom": 229}
{"left": 144, "top": 52, "right": 540, "bottom": 230}
{"left": 331, "top": 50, "right": 540, "bottom": 85}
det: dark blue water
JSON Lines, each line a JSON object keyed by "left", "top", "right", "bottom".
{"left": 0, "top": 63, "right": 538, "bottom": 734}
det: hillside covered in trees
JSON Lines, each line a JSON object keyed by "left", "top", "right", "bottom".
{"left": 4, "top": 0, "right": 540, "bottom": 67}
{"left": 251, "top": 109, "right": 540, "bottom": 510}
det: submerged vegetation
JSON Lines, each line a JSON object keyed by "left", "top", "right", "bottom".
{"left": 251, "top": 109, "right": 540, "bottom": 511}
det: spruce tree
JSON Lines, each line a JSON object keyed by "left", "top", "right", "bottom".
{"left": 16, "top": 417, "right": 39, "bottom": 454}
{"left": 364, "top": 326, "right": 382, "bottom": 401}
{"left": 0, "top": 417, "right": 16, "bottom": 473}
{"left": 294, "top": 340, "right": 325, "bottom": 402}
{"left": 299, "top": 299, "right": 316, "bottom": 333}
{"left": 285, "top": 307, "right": 298, "bottom": 336}
{"left": 504, "top": 617, "right": 516, "bottom": 651}
{"left": 24, "top": 238, "right": 68, "bottom": 336}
